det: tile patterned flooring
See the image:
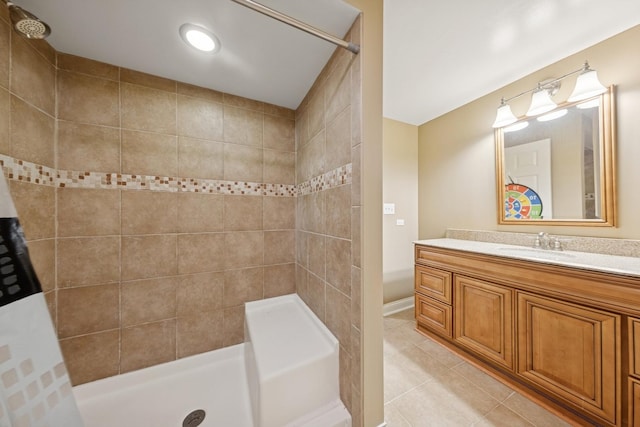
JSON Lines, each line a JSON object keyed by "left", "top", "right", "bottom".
{"left": 383, "top": 309, "right": 573, "bottom": 427}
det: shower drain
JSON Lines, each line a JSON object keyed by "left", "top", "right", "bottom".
{"left": 183, "top": 409, "right": 206, "bottom": 427}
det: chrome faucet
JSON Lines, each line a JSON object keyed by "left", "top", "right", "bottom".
{"left": 534, "top": 232, "right": 563, "bottom": 250}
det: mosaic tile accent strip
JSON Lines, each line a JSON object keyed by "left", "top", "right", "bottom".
{"left": 0, "top": 154, "right": 350, "bottom": 197}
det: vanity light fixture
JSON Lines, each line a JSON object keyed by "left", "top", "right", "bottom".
{"left": 503, "top": 121, "right": 529, "bottom": 133}
{"left": 576, "top": 98, "right": 600, "bottom": 109}
{"left": 492, "top": 61, "right": 606, "bottom": 128}
{"left": 179, "top": 23, "right": 221, "bottom": 53}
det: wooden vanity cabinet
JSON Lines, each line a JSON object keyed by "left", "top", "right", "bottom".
{"left": 414, "top": 243, "right": 640, "bottom": 427}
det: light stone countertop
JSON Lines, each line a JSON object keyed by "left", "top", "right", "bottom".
{"left": 414, "top": 238, "right": 640, "bottom": 278}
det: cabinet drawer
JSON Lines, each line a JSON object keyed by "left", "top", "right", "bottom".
{"left": 415, "top": 265, "right": 452, "bottom": 304}
{"left": 630, "top": 317, "right": 640, "bottom": 378}
{"left": 415, "top": 293, "right": 452, "bottom": 338}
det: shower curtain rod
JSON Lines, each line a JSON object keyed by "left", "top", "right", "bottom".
{"left": 230, "top": 0, "right": 360, "bottom": 54}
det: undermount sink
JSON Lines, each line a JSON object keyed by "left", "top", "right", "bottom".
{"left": 497, "top": 247, "right": 576, "bottom": 259}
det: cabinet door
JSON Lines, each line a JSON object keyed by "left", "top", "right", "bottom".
{"left": 630, "top": 317, "right": 640, "bottom": 378}
{"left": 631, "top": 378, "right": 640, "bottom": 427}
{"left": 517, "top": 292, "right": 619, "bottom": 425}
{"left": 454, "top": 275, "right": 514, "bottom": 370}
{"left": 415, "top": 265, "right": 452, "bottom": 304}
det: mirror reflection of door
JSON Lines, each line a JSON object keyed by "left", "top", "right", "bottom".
{"left": 504, "top": 139, "right": 553, "bottom": 219}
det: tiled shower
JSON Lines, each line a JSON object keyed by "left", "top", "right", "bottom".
{"left": 0, "top": 6, "right": 362, "bottom": 422}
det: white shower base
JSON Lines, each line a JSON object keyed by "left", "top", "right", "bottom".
{"left": 73, "top": 294, "right": 350, "bottom": 427}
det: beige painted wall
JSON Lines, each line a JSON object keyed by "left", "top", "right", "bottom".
{"left": 383, "top": 118, "right": 418, "bottom": 304}
{"left": 419, "top": 25, "right": 640, "bottom": 240}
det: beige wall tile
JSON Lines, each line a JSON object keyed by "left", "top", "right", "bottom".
{"left": 57, "top": 53, "right": 119, "bottom": 80}
{"left": 121, "top": 83, "right": 176, "bottom": 134}
{"left": 306, "top": 273, "right": 326, "bottom": 322}
{"left": 224, "top": 195, "right": 262, "bottom": 231}
{"left": 177, "top": 95, "right": 223, "bottom": 141}
{"left": 351, "top": 57, "right": 362, "bottom": 148}
{"left": 9, "top": 181, "right": 54, "bottom": 240}
{"left": 58, "top": 188, "right": 120, "bottom": 237}
{"left": 264, "top": 150, "right": 295, "bottom": 185}
{"left": 121, "top": 320, "right": 176, "bottom": 373}
{"left": 325, "top": 184, "right": 351, "bottom": 239}
{"left": 326, "top": 237, "right": 351, "bottom": 296}
{"left": 121, "top": 277, "right": 177, "bottom": 327}
{"left": 295, "top": 107, "right": 310, "bottom": 149}
{"left": 308, "top": 90, "right": 325, "bottom": 139}
{"left": 296, "top": 230, "right": 308, "bottom": 268}
{"left": 44, "top": 290, "right": 56, "bottom": 329}
{"left": 263, "top": 196, "right": 295, "bottom": 230}
{"left": 177, "top": 193, "right": 223, "bottom": 233}
{"left": 264, "top": 263, "right": 296, "bottom": 298}
{"left": 326, "top": 284, "right": 351, "bottom": 350}
{"left": 264, "top": 104, "right": 295, "bottom": 120}
{"left": 121, "top": 69, "right": 176, "bottom": 92}
{"left": 178, "top": 137, "right": 223, "bottom": 180}
{"left": 177, "top": 82, "right": 223, "bottom": 103}
{"left": 296, "top": 263, "right": 308, "bottom": 302}
{"left": 0, "top": 88, "right": 9, "bottom": 154}
{"left": 57, "top": 237, "right": 120, "bottom": 287}
{"left": 339, "top": 346, "right": 352, "bottom": 410}
{"left": 10, "top": 36, "right": 55, "bottom": 116}
{"left": 59, "top": 330, "right": 120, "bottom": 385}
{"left": 352, "top": 206, "right": 361, "bottom": 268}
{"left": 351, "top": 144, "right": 361, "bottom": 206}
{"left": 223, "top": 93, "right": 263, "bottom": 112}
{"left": 223, "top": 306, "right": 245, "bottom": 347}
{"left": 177, "top": 233, "right": 225, "bottom": 274}
{"left": 27, "top": 239, "right": 55, "bottom": 293}
{"left": 57, "top": 284, "right": 119, "bottom": 338}
{"left": 223, "top": 106, "right": 263, "bottom": 147}
{"left": 307, "top": 233, "right": 326, "bottom": 280}
{"left": 224, "top": 231, "right": 264, "bottom": 270}
{"left": 121, "top": 191, "right": 177, "bottom": 235}
{"left": 351, "top": 266, "right": 361, "bottom": 330}
{"left": 27, "top": 39, "right": 56, "bottom": 66}
{"left": 57, "top": 121, "right": 120, "bottom": 173}
{"left": 121, "top": 130, "right": 178, "bottom": 176}
{"left": 264, "top": 230, "right": 295, "bottom": 265}
{"left": 177, "top": 271, "right": 224, "bottom": 316}
{"left": 121, "top": 234, "right": 177, "bottom": 281}
{"left": 57, "top": 70, "right": 120, "bottom": 126}
{"left": 177, "top": 310, "right": 224, "bottom": 358}
{"left": 264, "top": 114, "right": 295, "bottom": 152}
{"left": 325, "top": 58, "right": 351, "bottom": 125}
{"left": 10, "top": 95, "right": 54, "bottom": 167}
{"left": 297, "top": 129, "right": 325, "bottom": 183}
{"left": 223, "top": 143, "right": 263, "bottom": 182}
{"left": 0, "top": 20, "right": 8, "bottom": 89}
{"left": 223, "top": 267, "right": 264, "bottom": 307}
{"left": 300, "top": 191, "right": 325, "bottom": 234}
{"left": 326, "top": 106, "right": 351, "bottom": 171}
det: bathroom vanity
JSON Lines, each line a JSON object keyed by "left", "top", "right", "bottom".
{"left": 414, "top": 238, "right": 640, "bottom": 427}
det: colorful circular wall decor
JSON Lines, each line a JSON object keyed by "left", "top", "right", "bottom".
{"left": 505, "top": 183, "right": 543, "bottom": 219}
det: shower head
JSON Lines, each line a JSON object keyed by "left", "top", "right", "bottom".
{"left": 4, "top": 0, "right": 51, "bottom": 39}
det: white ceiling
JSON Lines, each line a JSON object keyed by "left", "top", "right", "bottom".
{"left": 384, "top": 0, "right": 640, "bottom": 125}
{"left": 13, "top": 0, "right": 640, "bottom": 125}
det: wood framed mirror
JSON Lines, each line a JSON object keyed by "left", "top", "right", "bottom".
{"left": 495, "top": 86, "right": 616, "bottom": 226}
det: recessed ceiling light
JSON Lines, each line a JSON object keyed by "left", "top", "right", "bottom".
{"left": 179, "top": 23, "right": 221, "bottom": 54}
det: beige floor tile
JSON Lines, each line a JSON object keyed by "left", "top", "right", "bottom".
{"left": 502, "top": 393, "right": 573, "bottom": 427}
{"left": 473, "top": 404, "right": 534, "bottom": 427}
{"left": 452, "top": 361, "right": 515, "bottom": 402}
{"left": 383, "top": 309, "right": 569, "bottom": 427}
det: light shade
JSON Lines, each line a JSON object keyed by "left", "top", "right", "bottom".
{"left": 568, "top": 69, "right": 606, "bottom": 102}
{"left": 526, "top": 89, "right": 557, "bottom": 116}
{"left": 492, "top": 103, "right": 517, "bottom": 128}
{"left": 179, "top": 24, "right": 221, "bottom": 53}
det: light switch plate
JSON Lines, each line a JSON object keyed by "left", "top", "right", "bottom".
{"left": 383, "top": 203, "right": 395, "bottom": 215}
